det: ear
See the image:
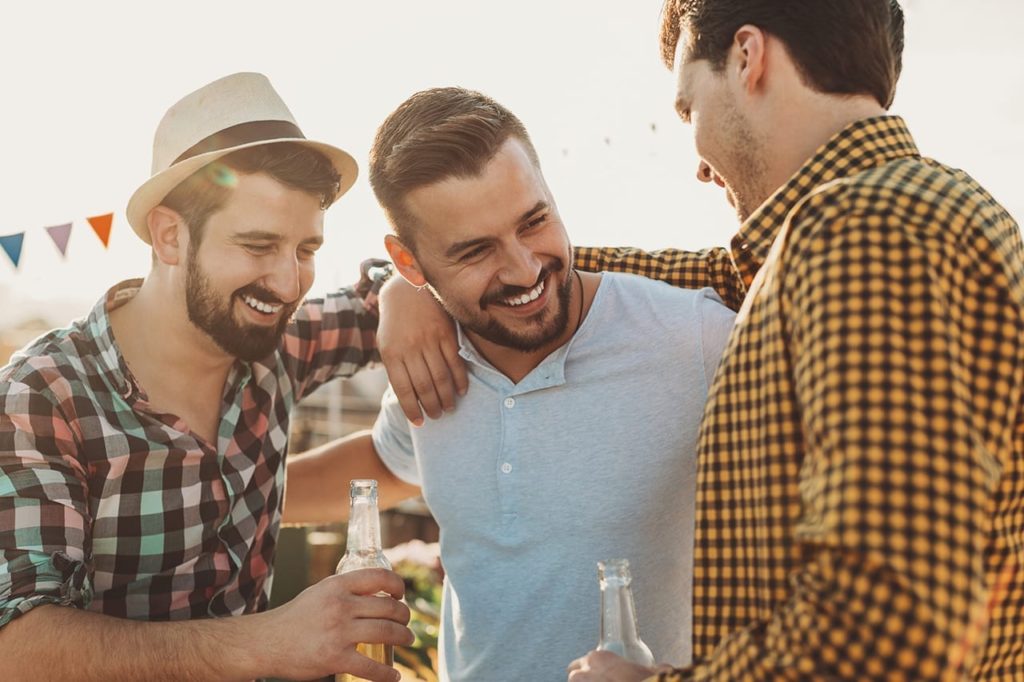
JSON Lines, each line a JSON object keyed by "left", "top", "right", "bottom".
{"left": 384, "top": 234, "right": 427, "bottom": 287}
{"left": 148, "top": 206, "right": 187, "bottom": 266}
{"left": 732, "top": 24, "right": 768, "bottom": 94}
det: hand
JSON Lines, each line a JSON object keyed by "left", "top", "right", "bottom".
{"left": 567, "top": 650, "right": 668, "bottom": 681}
{"left": 262, "top": 568, "right": 414, "bottom": 681}
{"left": 378, "top": 275, "right": 467, "bottom": 424}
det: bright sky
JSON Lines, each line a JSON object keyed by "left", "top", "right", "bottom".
{"left": 2, "top": 0, "right": 1022, "bottom": 325}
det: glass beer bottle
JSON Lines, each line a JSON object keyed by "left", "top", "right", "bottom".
{"left": 596, "top": 558, "right": 655, "bottom": 666}
{"left": 335, "top": 479, "right": 395, "bottom": 682}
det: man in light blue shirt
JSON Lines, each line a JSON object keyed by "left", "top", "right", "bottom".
{"left": 297, "top": 87, "right": 733, "bottom": 681}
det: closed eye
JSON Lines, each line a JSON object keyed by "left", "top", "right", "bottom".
{"left": 458, "top": 245, "right": 490, "bottom": 263}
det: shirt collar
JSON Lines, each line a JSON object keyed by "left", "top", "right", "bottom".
{"left": 735, "top": 115, "right": 919, "bottom": 269}
{"left": 84, "top": 278, "right": 143, "bottom": 399}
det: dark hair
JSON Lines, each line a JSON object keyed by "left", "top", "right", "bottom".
{"left": 369, "top": 87, "right": 540, "bottom": 251}
{"left": 660, "top": 0, "right": 905, "bottom": 108}
{"left": 160, "top": 142, "right": 341, "bottom": 245}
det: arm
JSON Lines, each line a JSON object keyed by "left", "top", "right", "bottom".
{"left": 657, "top": 197, "right": 1005, "bottom": 680}
{"left": 0, "top": 569, "right": 413, "bottom": 682}
{"left": 282, "top": 287, "right": 381, "bottom": 400}
{"left": 0, "top": 379, "right": 412, "bottom": 680}
{"left": 376, "top": 275, "right": 467, "bottom": 425}
{"left": 282, "top": 430, "right": 420, "bottom": 526}
{"left": 574, "top": 246, "right": 748, "bottom": 312}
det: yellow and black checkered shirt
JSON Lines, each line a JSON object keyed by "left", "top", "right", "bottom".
{"left": 576, "top": 116, "right": 1023, "bottom": 680}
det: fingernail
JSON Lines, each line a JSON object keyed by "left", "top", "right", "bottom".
{"left": 412, "top": 418, "right": 424, "bottom": 427}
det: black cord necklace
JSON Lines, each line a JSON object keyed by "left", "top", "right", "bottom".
{"left": 572, "top": 269, "right": 585, "bottom": 336}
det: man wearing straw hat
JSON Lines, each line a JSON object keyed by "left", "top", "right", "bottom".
{"left": 0, "top": 72, "right": 412, "bottom": 681}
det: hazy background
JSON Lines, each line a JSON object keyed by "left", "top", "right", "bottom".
{"left": 2, "top": 0, "right": 1022, "bottom": 334}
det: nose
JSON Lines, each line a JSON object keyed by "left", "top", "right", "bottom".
{"left": 263, "top": 252, "right": 303, "bottom": 303}
{"left": 498, "top": 240, "right": 542, "bottom": 288}
{"left": 696, "top": 161, "right": 713, "bottom": 183}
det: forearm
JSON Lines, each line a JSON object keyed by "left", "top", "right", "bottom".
{"left": 283, "top": 430, "right": 420, "bottom": 525}
{"left": 656, "top": 548, "right": 985, "bottom": 681}
{"left": 0, "top": 604, "right": 276, "bottom": 681}
{"left": 573, "top": 246, "right": 747, "bottom": 311}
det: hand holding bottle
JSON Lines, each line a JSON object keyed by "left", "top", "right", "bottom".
{"left": 257, "top": 567, "right": 413, "bottom": 682}
{"left": 566, "top": 558, "right": 670, "bottom": 681}
{"left": 566, "top": 650, "right": 665, "bottom": 682}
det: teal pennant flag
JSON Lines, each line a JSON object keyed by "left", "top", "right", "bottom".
{"left": 0, "top": 232, "right": 25, "bottom": 268}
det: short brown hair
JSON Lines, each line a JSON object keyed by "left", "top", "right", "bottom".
{"left": 660, "top": 0, "right": 905, "bottom": 108}
{"left": 160, "top": 142, "right": 341, "bottom": 245}
{"left": 369, "top": 87, "right": 540, "bottom": 251}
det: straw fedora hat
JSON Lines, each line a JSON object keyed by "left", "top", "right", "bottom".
{"left": 126, "top": 72, "right": 358, "bottom": 243}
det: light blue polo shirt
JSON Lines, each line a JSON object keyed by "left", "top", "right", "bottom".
{"left": 372, "top": 273, "right": 735, "bottom": 682}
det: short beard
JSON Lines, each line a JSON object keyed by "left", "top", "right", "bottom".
{"left": 185, "top": 241, "right": 295, "bottom": 362}
{"left": 431, "top": 259, "right": 573, "bottom": 353}
{"left": 719, "top": 104, "right": 770, "bottom": 223}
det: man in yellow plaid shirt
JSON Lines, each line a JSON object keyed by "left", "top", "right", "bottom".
{"left": 562, "top": 0, "right": 1023, "bottom": 680}
{"left": 373, "top": 0, "right": 1021, "bottom": 679}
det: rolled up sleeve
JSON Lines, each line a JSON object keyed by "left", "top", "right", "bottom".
{"left": 0, "top": 379, "right": 93, "bottom": 627}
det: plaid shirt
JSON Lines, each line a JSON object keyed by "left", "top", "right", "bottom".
{"left": 0, "top": 279, "right": 377, "bottom": 625}
{"left": 580, "top": 117, "right": 1023, "bottom": 680}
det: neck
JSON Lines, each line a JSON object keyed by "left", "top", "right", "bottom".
{"left": 466, "top": 269, "right": 593, "bottom": 384}
{"left": 761, "top": 92, "right": 887, "bottom": 198}
{"left": 110, "top": 273, "right": 235, "bottom": 392}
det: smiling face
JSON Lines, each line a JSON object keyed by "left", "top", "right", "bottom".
{"left": 183, "top": 172, "right": 323, "bottom": 361}
{"left": 673, "top": 34, "right": 771, "bottom": 223}
{"left": 401, "top": 137, "right": 574, "bottom": 354}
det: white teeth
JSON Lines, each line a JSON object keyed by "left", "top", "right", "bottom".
{"left": 503, "top": 279, "right": 545, "bottom": 307}
{"left": 242, "top": 294, "right": 283, "bottom": 315}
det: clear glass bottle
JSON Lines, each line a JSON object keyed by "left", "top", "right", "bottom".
{"left": 596, "top": 558, "right": 655, "bottom": 666}
{"left": 335, "top": 479, "right": 395, "bottom": 682}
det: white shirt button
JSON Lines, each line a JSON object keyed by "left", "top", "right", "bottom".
{"left": 501, "top": 462, "right": 513, "bottom": 474}
{"left": 504, "top": 397, "right": 516, "bottom": 409}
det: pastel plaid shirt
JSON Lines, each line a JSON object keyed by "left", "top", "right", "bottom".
{"left": 577, "top": 117, "right": 1023, "bottom": 680}
{"left": 0, "top": 279, "right": 377, "bottom": 625}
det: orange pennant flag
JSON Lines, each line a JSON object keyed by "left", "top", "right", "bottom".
{"left": 86, "top": 213, "right": 113, "bottom": 248}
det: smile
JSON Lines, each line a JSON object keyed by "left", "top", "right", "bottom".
{"left": 241, "top": 294, "right": 283, "bottom": 315}
{"left": 501, "top": 279, "right": 545, "bottom": 307}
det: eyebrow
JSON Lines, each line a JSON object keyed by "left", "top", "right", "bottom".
{"left": 443, "top": 200, "right": 549, "bottom": 259}
{"left": 231, "top": 230, "right": 323, "bottom": 246}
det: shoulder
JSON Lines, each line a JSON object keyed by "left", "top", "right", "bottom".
{"left": 792, "top": 156, "right": 1006, "bottom": 243}
{"left": 600, "top": 272, "right": 731, "bottom": 314}
{"left": 1, "top": 322, "right": 92, "bottom": 406}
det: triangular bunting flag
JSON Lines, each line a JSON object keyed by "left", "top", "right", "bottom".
{"left": 45, "top": 223, "right": 73, "bottom": 257}
{"left": 87, "top": 213, "right": 113, "bottom": 247}
{"left": 0, "top": 232, "right": 26, "bottom": 269}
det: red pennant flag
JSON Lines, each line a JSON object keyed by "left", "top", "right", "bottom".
{"left": 87, "top": 213, "right": 113, "bottom": 248}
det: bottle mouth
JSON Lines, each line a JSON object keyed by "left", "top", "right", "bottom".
{"left": 350, "top": 479, "right": 379, "bottom": 498}
{"left": 598, "top": 558, "right": 632, "bottom": 585}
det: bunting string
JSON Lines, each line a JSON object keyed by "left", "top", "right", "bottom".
{"left": 0, "top": 213, "right": 115, "bottom": 269}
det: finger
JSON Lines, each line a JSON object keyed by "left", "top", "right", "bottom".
{"left": 384, "top": 362, "right": 424, "bottom": 426}
{"left": 334, "top": 568, "right": 407, "bottom": 600}
{"left": 349, "top": 593, "right": 412, "bottom": 625}
{"left": 440, "top": 339, "right": 469, "bottom": 397}
{"left": 423, "top": 346, "right": 458, "bottom": 412}
{"left": 350, "top": 619, "right": 417, "bottom": 647}
{"left": 340, "top": 651, "right": 401, "bottom": 682}
{"left": 405, "top": 358, "right": 444, "bottom": 420}
{"left": 566, "top": 656, "right": 586, "bottom": 673}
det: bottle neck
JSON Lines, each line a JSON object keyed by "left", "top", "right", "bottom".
{"left": 599, "top": 578, "right": 642, "bottom": 646}
{"left": 346, "top": 495, "right": 383, "bottom": 553}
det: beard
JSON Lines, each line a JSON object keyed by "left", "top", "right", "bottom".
{"left": 184, "top": 244, "right": 297, "bottom": 362}
{"left": 429, "top": 258, "right": 574, "bottom": 353}
{"left": 713, "top": 102, "right": 771, "bottom": 223}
